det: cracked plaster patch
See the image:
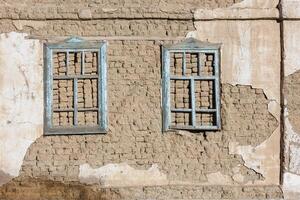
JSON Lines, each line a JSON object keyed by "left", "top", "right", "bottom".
{"left": 187, "top": 18, "right": 281, "bottom": 185}
{"left": 194, "top": 0, "right": 279, "bottom": 19}
{"left": 0, "top": 32, "right": 43, "bottom": 185}
{"left": 79, "top": 163, "right": 168, "bottom": 187}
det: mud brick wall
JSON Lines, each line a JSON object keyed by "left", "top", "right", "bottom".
{"left": 170, "top": 52, "right": 215, "bottom": 127}
{"left": 0, "top": 0, "right": 282, "bottom": 199}
{"left": 52, "top": 51, "right": 100, "bottom": 127}
{"left": 0, "top": 177, "right": 283, "bottom": 200}
{"left": 0, "top": 0, "right": 242, "bottom": 20}
{"left": 19, "top": 40, "right": 277, "bottom": 184}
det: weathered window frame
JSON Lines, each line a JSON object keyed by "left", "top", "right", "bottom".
{"left": 162, "top": 38, "right": 221, "bottom": 132}
{"left": 44, "top": 37, "right": 107, "bottom": 135}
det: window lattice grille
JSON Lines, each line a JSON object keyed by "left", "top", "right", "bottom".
{"left": 44, "top": 37, "right": 107, "bottom": 135}
{"left": 162, "top": 38, "right": 221, "bottom": 131}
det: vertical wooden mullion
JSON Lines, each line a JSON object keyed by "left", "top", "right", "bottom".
{"left": 66, "top": 51, "right": 69, "bottom": 75}
{"left": 81, "top": 51, "right": 85, "bottom": 75}
{"left": 214, "top": 51, "right": 221, "bottom": 129}
{"left": 73, "top": 78, "right": 78, "bottom": 126}
{"left": 99, "top": 44, "right": 107, "bottom": 130}
{"left": 162, "top": 47, "right": 170, "bottom": 132}
{"left": 182, "top": 51, "right": 186, "bottom": 76}
{"left": 190, "top": 77, "right": 196, "bottom": 127}
{"left": 198, "top": 52, "right": 201, "bottom": 76}
{"left": 46, "top": 48, "right": 53, "bottom": 129}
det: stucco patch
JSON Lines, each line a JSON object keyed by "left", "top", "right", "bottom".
{"left": 194, "top": 0, "right": 279, "bottom": 19}
{"left": 189, "top": 20, "right": 281, "bottom": 106}
{"left": 283, "top": 172, "right": 300, "bottom": 198}
{"left": 0, "top": 32, "right": 43, "bottom": 184}
{"left": 79, "top": 163, "right": 168, "bottom": 187}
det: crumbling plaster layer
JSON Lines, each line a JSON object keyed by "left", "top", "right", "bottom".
{"left": 282, "top": 0, "right": 300, "bottom": 19}
{"left": 283, "top": 20, "right": 300, "bottom": 198}
{"left": 284, "top": 21, "right": 300, "bottom": 76}
{"left": 79, "top": 163, "right": 168, "bottom": 187}
{"left": 0, "top": 32, "right": 43, "bottom": 185}
{"left": 189, "top": 20, "right": 280, "bottom": 185}
{"left": 194, "top": 0, "right": 279, "bottom": 20}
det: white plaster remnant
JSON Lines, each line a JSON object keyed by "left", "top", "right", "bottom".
{"left": 229, "top": 128, "right": 281, "bottom": 185}
{"left": 189, "top": 20, "right": 281, "bottom": 185}
{"left": 206, "top": 172, "right": 234, "bottom": 185}
{"left": 194, "top": 0, "right": 279, "bottom": 20}
{"left": 79, "top": 163, "right": 168, "bottom": 187}
{"left": 283, "top": 172, "right": 300, "bottom": 198}
{"left": 289, "top": 144, "right": 300, "bottom": 174}
{"left": 284, "top": 105, "right": 300, "bottom": 175}
{"left": 78, "top": 8, "right": 92, "bottom": 19}
{"left": 0, "top": 32, "right": 43, "bottom": 185}
{"left": 282, "top": 0, "right": 300, "bottom": 19}
{"left": 190, "top": 21, "right": 281, "bottom": 105}
{"left": 284, "top": 21, "right": 300, "bottom": 76}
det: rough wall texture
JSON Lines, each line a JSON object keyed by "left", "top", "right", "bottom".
{"left": 0, "top": 178, "right": 283, "bottom": 200}
{"left": 20, "top": 78, "right": 277, "bottom": 185}
{"left": 283, "top": 19, "right": 300, "bottom": 199}
{"left": 0, "top": 0, "right": 241, "bottom": 19}
{"left": 0, "top": 0, "right": 290, "bottom": 199}
{"left": 284, "top": 71, "right": 300, "bottom": 134}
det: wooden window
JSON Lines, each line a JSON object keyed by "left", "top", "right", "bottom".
{"left": 162, "top": 38, "right": 221, "bottom": 131}
{"left": 44, "top": 37, "right": 107, "bottom": 135}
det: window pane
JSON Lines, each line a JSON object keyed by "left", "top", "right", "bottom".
{"left": 185, "top": 52, "right": 199, "bottom": 76}
{"left": 77, "top": 79, "right": 98, "bottom": 109}
{"left": 170, "top": 52, "right": 184, "bottom": 76}
{"left": 200, "top": 53, "right": 214, "bottom": 76}
{"left": 68, "top": 52, "right": 82, "bottom": 75}
{"left": 171, "top": 112, "right": 192, "bottom": 127}
{"left": 196, "top": 112, "right": 216, "bottom": 127}
{"left": 53, "top": 111, "right": 74, "bottom": 127}
{"left": 170, "top": 80, "right": 191, "bottom": 109}
{"left": 78, "top": 111, "right": 98, "bottom": 126}
{"left": 195, "top": 80, "right": 215, "bottom": 109}
{"left": 83, "top": 51, "right": 98, "bottom": 75}
{"left": 53, "top": 79, "right": 74, "bottom": 109}
{"left": 53, "top": 52, "right": 67, "bottom": 76}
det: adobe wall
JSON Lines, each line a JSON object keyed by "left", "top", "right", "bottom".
{"left": 282, "top": 1, "right": 300, "bottom": 199}
{"left": 0, "top": 0, "right": 298, "bottom": 199}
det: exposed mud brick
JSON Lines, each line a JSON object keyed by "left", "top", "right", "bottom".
{"left": 83, "top": 52, "right": 98, "bottom": 75}
{"left": 0, "top": 0, "right": 241, "bottom": 21}
{"left": 78, "top": 111, "right": 98, "bottom": 126}
{"left": 53, "top": 111, "right": 73, "bottom": 127}
{"left": 170, "top": 80, "right": 190, "bottom": 109}
{"left": 68, "top": 52, "right": 82, "bottom": 75}
{"left": 53, "top": 79, "right": 74, "bottom": 110}
{"left": 0, "top": 177, "right": 282, "bottom": 200}
{"left": 53, "top": 52, "right": 67, "bottom": 76}
{"left": 284, "top": 70, "right": 300, "bottom": 133}
{"left": 77, "top": 79, "right": 98, "bottom": 109}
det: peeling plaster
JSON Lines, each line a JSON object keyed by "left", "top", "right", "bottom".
{"left": 194, "top": 0, "right": 279, "bottom": 20}
{"left": 284, "top": 21, "right": 300, "bottom": 77}
{"left": 282, "top": 0, "right": 300, "bottom": 19}
{"left": 79, "top": 163, "right": 168, "bottom": 187}
{"left": 283, "top": 172, "right": 300, "bottom": 196}
{"left": 284, "top": 104, "right": 300, "bottom": 176}
{"left": 187, "top": 19, "right": 281, "bottom": 185}
{"left": 189, "top": 21, "right": 280, "bottom": 105}
{"left": 229, "top": 128, "right": 280, "bottom": 185}
{"left": 0, "top": 32, "right": 43, "bottom": 185}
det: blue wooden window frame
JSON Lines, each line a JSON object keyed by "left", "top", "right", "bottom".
{"left": 162, "top": 38, "right": 221, "bottom": 132}
{"left": 44, "top": 37, "right": 107, "bottom": 135}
